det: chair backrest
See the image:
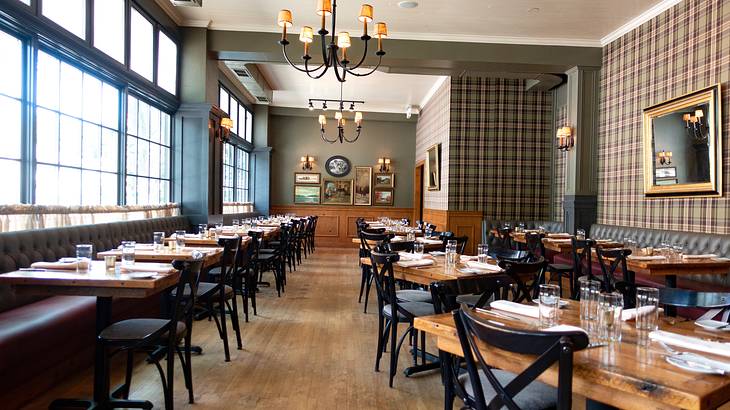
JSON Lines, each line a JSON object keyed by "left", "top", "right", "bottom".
{"left": 488, "top": 248, "right": 531, "bottom": 263}
{"left": 571, "top": 238, "right": 595, "bottom": 281}
{"left": 386, "top": 240, "right": 414, "bottom": 253}
{"left": 248, "top": 231, "right": 263, "bottom": 260}
{"left": 454, "top": 305, "right": 588, "bottom": 410}
{"left": 170, "top": 256, "right": 204, "bottom": 328}
{"left": 497, "top": 227, "right": 513, "bottom": 249}
{"left": 369, "top": 251, "right": 401, "bottom": 309}
{"left": 430, "top": 275, "right": 515, "bottom": 314}
{"left": 524, "top": 232, "right": 546, "bottom": 259}
{"left": 498, "top": 257, "right": 547, "bottom": 302}
{"left": 451, "top": 235, "right": 469, "bottom": 254}
{"left": 359, "top": 231, "right": 391, "bottom": 254}
{"left": 595, "top": 247, "right": 632, "bottom": 293}
{"left": 217, "top": 236, "right": 242, "bottom": 285}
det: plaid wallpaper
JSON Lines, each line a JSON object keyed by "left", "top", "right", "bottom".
{"left": 448, "top": 77, "right": 553, "bottom": 219}
{"left": 599, "top": 0, "right": 730, "bottom": 234}
{"left": 416, "top": 78, "right": 451, "bottom": 210}
{"left": 553, "top": 105, "right": 567, "bottom": 221}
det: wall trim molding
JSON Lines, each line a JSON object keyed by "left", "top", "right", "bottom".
{"left": 600, "top": 0, "right": 682, "bottom": 46}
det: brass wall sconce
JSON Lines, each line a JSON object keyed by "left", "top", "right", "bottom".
{"left": 683, "top": 109, "right": 709, "bottom": 144}
{"left": 657, "top": 150, "right": 672, "bottom": 165}
{"left": 210, "top": 116, "right": 233, "bottom": 143}
{"left": 556, "top": 126, "right": 574, "bottom": 152}
{"left": 377, "top": 157, "right": 391, "bottom": 172}
{"left": 301, "top": 155, "right": 315, "bottom": 170}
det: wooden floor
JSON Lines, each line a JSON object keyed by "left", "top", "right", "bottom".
{"left": 23, "top": 248, "right": 446, "bottom": 410}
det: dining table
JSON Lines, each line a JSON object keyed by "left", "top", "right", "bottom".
{"left": 97, "top": 245, "right": 223, "bottom": 269}
{"left": 0, "top": 260, "right": 179, "bottom": 408}
{"left": 415, "top": 300, "right": 730, "bottom": 410}
{"left": 352, "top": 236, "right": 444, "bottom": 252}
{"left": 164, "top": 233, "right": 252, "bottom": 249}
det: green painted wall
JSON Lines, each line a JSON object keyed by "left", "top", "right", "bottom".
{"left": 269, "top": 109, "right": 417, "bottom": 208}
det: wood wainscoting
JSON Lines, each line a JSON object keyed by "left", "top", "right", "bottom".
{"left": 269, "top": 205, "right": 413, "bottom": 248}
{"left": 422, "top": 208, "right": 483, "bottom": 255}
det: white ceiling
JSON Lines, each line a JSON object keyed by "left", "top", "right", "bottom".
{"left": 160, "top": 0, "right": 681, "bottom": 47}
{"left": 256, "top": 63, "right": 444, "bottom": 114}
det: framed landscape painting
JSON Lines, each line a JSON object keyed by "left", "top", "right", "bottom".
{"left": 426, "top": 143, "right": 441, "bottom": 191}
{"left": 295, "top": 172, "right": 321, "bottom": 184}
{"left": 354, "top": 167, "right": 372, "bottom": 206}
{"left": 294, "top": 185, "right": 321, "bottom": 204}
{"left": 374, "top": 172, "right": 394, "bottom": 188}
{"left": 373, "top": 188, "right": 394, "bottom": 206}
{"left": 322, "top": 179, "right": 353, "bottom": 205}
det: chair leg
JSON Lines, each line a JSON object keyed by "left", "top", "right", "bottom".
{"left": 363, "top": 274, "right": 373, "bottom": 314}
{"left": 242, "top": 281, "right": 250, "bottom": 323}
{"left": 389, "top": 318, "right": 398, "bottom": 387}
{"left": 375, "top": 314, "right": 385, "bottom": 372}
{"left": 218, "top": 293, "right": 231, "bottom": 361}
{"left": 420, "top": 329, "right": 427, "bottom": 365}
{"left": 184, "top": 324, "right": 194, "bottom": 403}
{"left": 122, "top": 349, "right": 134, "bottom": 399}
{"left": 358, "top": 265, "right": 369, "bottom": 303}
{"left": 230, "top": 295, "right": 243, "bottom": 350}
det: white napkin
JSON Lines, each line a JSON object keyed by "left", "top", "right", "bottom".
{"left": 544, "top": 324, "right": 588, "bottom": 334}
{"left": 30, "top": 261, "right": 79, "bottom": 270}
{"left": 683, "top": 254, "right": 718, "bottom": 260}
{"left": 397, "top": 251, "right": 431, "bottom": 261}
{"left": 466, "top": 261, "right": 503, "bottom": 272}
{"left": 628, "top": 255, "right": 667, "bottom": 261}
{"left": 490, "top": 300, "right": 540, "bottom": 318}
{"left": 120, "top": 264, "right": 173, "bottom": 273}
{"left": 390, "top": 236, "right": 405, "bottom": 243}
{"left": 397, "top": 259, "right": 434, "bottom": 268}
{"left": 417, "top": 237, "right": 443, "bottom": 245}
{"left": 621, "top": 306, "right": 664, "bottom": 321}
{"left": 650, "top": 330, "right": 730, "bottom": 359}
{"left": 460, "top": 255, "right": 478, "bottom": 262}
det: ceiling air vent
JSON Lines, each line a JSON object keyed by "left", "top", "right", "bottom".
{"left": 170, "top": 0, "right": 203, "bottom": 7}
{"left": 256, "top": 96, "right": 270, "bottom": 103}
{"left": 233, "top": 69, "right": 250, "bottom": 78}
{"left": 223, "top": 61, "right": 273, "bottom": 105}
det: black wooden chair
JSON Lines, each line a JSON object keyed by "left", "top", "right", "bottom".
{"left": 595, "top": 247, "right": 636, "bottom": 308}
{"left": 568, "top": 238, "right": 596, "bottom": 300}
{"left": 489, "top": 248, "right": 531, "bottom": 263}
{"left": 431, "top": 275, "right": 515, "bottom": 313}
{"left": 452, "top": 305, "right": 588, "bottom": 410}
{"left": 249, "top": 230, "right": 284, "bottom": 297}
{"left": 497, "top": 227, "right": 514, "bottom": 250}
{"left": 370, "top": 251, "right": 435, "bottom": 387}
{"left": 525, "top": 232, "right": 573, "bottom": 293}
{"left": 236, "top": 233, "right": 257, "bottom": 322}
{"left": 385, "top": 240, "right": 433, "bottom": 304}
{"left": 499, "top": 257, "right": 547, "bottom": 302}
{"left": 359, "top": 231, "right": 393, "bottom": 313}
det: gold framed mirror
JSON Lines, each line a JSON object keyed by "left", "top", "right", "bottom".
{"left": 643, "top": 84, "right": 722, "bottom": 197}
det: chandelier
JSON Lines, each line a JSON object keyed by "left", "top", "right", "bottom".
{"left": 314, "top": 84, "right": 364, "bottom": 144}
{"left": 683, "top": 109, "right": 709, "bottom": 144}
{"left": 276, "top": 1, "right": 388, "bottom": 83}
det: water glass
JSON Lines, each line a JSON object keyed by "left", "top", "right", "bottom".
{"left": 413, "top": 243, "right": 424, "bottom": 257}
{"left": 198, "top": 224, "right": 207, "bottom": 238}
{"left": 477, "top": 244, "right": 489, "bottom": 264}
{"left": 516, "top": 223, "right": 525, "bottom": 233}
{"left": 538, "top": 225, "right": 546, "bottom": 234}
{"left": 406, "top": 230, "right": 416, "bottom": 242}
{"left": 598, "top": 292, "right": 624, "bottom": 342}
{"left": 635, "top": 287, "right": 660, "bottom": 330}
{"left": 671, "top": 244, "right": 684, "bottom": 262}
{"left": 446, "top": 245, "right": 458, "bottom": 267}
{"left": 153, "top": 231, "right": 165, "bottom": 250}
{"left": 121, "top": 241, "right": 136, "bottom": 266}
{"left": 576, "top": 228, "right": 586, "bottom": 240}
{"left": 232, "top": 219, "right": 240, "bottom": 229}
{"left": 76, "top": 244, "right": 93, "bottom": 273}
{"left": 447, "top": 239, "right": 457, "bottom": 249}
{"left": 579, "top": 276, "right": 601, "bottom": 320}
{"left": 175, "top": 230, "right": 186, "bottom": 249}
{"left": 539, "top": 284, "right": 561, "bottom": 327}
{"left": 425, "top": 228, "right": 433, "bottom": 238}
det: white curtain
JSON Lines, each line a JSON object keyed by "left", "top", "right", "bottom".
{"left": 222, "top": 202, "right": 254, "bottom": 214}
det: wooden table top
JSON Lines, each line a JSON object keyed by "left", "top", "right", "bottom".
{"left": 415, "top": 301, "right": 730, "bottom": 410}
{"left": 0, "top": 260, "right": 179, "bottom": 298}
{"left": 98, "top": 246, "right": 223, "bottom": 268}
{"left": 164, "top": 234, "right": 251, "bottom": 248}
{"left": 351, "top": 237, "right": 443, "bottom": 250}
{"left": 360, "top": 256, "right": 503, "bottom": 286}
{"left": 626, "top": 256, "right": 730, "bottom": 277}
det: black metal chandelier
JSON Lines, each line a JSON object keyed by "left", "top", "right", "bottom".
{"left": 276, "top": 1, "right": 388, "bottom": 83}
{"left": 314, "top": 84, "right": 364, "bottom": 144}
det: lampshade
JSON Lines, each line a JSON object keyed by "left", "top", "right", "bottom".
{"left": 354, "top": 112, "right": 363, "bottom": 123}
{"left": 316, "top": 0, "right": 332, "bottom": 16}
{"left": 658, "top": 151, "right": 665, "bottom": 158}
{"left": 337, "top": 32, "right": 351, "bottom": 49}
{"left": 695, "top": 109, "right": 704, "bottom": 118}
{"left": 359, "top": 4, "right": 374, "bottom": 23}
{"left": 691, "top": 116, "right": 699, "bottom": 123}
{"left": 667, "top": 151, "right": 673, "bottom": 157}
{"left": 335, "top": 111, "right": 343, "bottom": 120}
{"left": 300, "top": 156, "right": 307, "bottom": 162}
{"left": 340, "top": 118, "right": 346, "bottom": 126}
{"left": 277, "top": 10, "right": 293, "bottom": 28}
{"left": 378, "top": 158, "right": 384, "bottom": 164}
{"left": 384, "top": 158, "right": 391, "bottom": 165}
{"left": 221, "top": 117, "right": 233, "bottom": 129}
{"left": 299, "top": 26, "right": 314, "bottom": 43}
{"left": 318, "top": 115, "right": 327, "bottom": 125}
{"left": 376, "top": 22, "right": 388, "bottom": 38}
{"left": 308, "top": 156, "right": 315, "bottom": 162}
{"left": 683, "top": 113, "right": 692, "bottom": 121}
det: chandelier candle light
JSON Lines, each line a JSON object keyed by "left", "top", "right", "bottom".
{"left": 277, "top": 1, "right": 388, "bottom": 83}
{"left": 312, "top": 83, "right": 364, "bottom": 144}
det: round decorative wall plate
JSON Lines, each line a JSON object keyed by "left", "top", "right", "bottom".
{"left": 324, "top": 155, "right": 352, "bottom": 178}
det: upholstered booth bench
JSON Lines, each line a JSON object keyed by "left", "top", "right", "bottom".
{"left": 0, "top": 216, "right": 191, "bottom": 408}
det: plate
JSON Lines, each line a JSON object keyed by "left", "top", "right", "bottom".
{"left": 429, "top": 251, "right": 445, "bottom": 256}
{"left": 532, "top": 299, "right": 569, "bottom": 308}
{"left": 695, "top": 319, "right": 730, "bottom": 331}
{"left": 125, "top": 272, "right": 156, "bottom": 279}
{"left": 666, "top": 355, "right": 726, "bottom": 374}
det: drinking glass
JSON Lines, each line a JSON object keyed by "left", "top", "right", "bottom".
{"left": 175, "top": 230, "right": 186, "bottom": 249}
{"left": 413, "top": 243, "right": 424, "bottom": 257}
{"left": 539, "top": 284, "right": 561, "bottom": 327}
{"left": 232, "top": 219, "right": 240, "bottom": 229}
{"left": 425, "top": 227, "right": 433, "bottom": 239}
{"left": 579, "top": 276, "right": 601, "bottom": 320}
{"left": 576, "top": 229, "right": 586, "bottom": 240}
{"left": 406, "top": 230, "right": 416, "bottom": 242}
{"left": 598, "top": 292, "right": 624, "bottom": 342}
{"left": 153, "top": 231, "right": 165, "bottom": 250}
{"left": 447, "top": 240, "right": 457, "bottom": 249}
{"left": 198, "top": 224, "right": 207, "bottom": 238}
{"left": 538, "top": 225, "right": 546, "bottom": 234}
{"left": 121, "top": 241, "right": 136, "bottom": 266}
{"left": 215, "top": 223, "right": 224, "bottom": 239}
{"left": 635, "top": 287, "right": 660, "bottom": 330}
{"left": 477, "top": 244, "right": 489, "bottom": 264}
{"left": 76, "top": 244, "right": 93, "bottom": 273}
{"left": 672, "top": 244, "right": 684, "bottom": 262}
{"left": 445, "top": 244, "right": 458, "bottom": 267}
{"left": 516, "top": 223, "right": 525, "bottom": 233}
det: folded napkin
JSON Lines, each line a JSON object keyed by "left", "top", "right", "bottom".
{"left": 417, "top": 238, "right": 443, "bottom": 245}
{"left": 621, "top": 306, "right": 664, "bottom": 321}
{"left": 490, "top": 300, "right": 540, "bottom": 318}
{"left": 30, "top": 261, "right": 79, "bottom": 270}
{"left": 466, "top": 261, "right": 503, "bottom": 272}
{"left": 683, "top": 254, "right": 718, "bottom": 260}
{"left": 397, "top": 252, "right": 432, "bottom": 261}
{"left": 120, "top": 264, "right": 173, "bottom": 273}
{"left": 629, "top": 255, "right": 667, "bottom": 261}
{"left": 397, "top": 259, "right": 434, "bottom": 268}
{"left": 460, "top": 255, "right": 478, "bottom": 262}
{"left": 544, "top": 325, "right": 588, "bottom": 334}
{"left": 390, "top": 236, "right": 405, "bottom": 243}
{"left": 649, "top": 330, "right": 730, "bottom": 359}
{"left": 547, "top": 233, "right": 572, "bottom": 239}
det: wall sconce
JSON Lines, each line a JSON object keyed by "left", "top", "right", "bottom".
{"left": 556, "top": 126, "right": 574, "bottom": 152}
{"left": 657, "top": 150, "right": 672, "bottom": 165}
{"left": 683, "top": 109, "right": 709, "bottom": 144}
{"left": 301, "top": 155, "right": 315, "bottom": 170}
{"left": 377, "top": 157, "right": 391, "bottom": 172}
{"left": 210, "top": 116, "right": 233, "bottom": 143}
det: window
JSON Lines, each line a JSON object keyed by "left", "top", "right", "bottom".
{"left": 218, "top": 84, "right": 253, "bottom": 142}
{"left": 42, "top": 0, "right": 86, "bottom": 39}
{"left": 126, "top": 95, "right": 171, "bottom": 205}
{"left": 157, "top": 31, "right": 177, "bottom": 94}
{"left": 130, "top": 8, "right": 153, "bottom": 81}
{"left": 93, "top": 0, "right": 125, "bottom": 63}
{"left": 222, "top": 143, "right": 250, "bottom": 203}
{"left": 0, "top": 30, "right": 23, "bottom": 205}
{"left": 35, "top": 51, "right": 119, "bottom": 205}
{"left": 245, "top": 110, "right": 253, "bottom": 143}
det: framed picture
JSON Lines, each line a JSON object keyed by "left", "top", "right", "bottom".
{"left": 324, "top": 155, "right": 352, "bottom": 178}
{"left": 354, "top": 167, "right": 372, "bottom": 206}
{"left": 425, "top": 143, "right": 441, "bottom": 191}
{"left": 294, "top": 185, "right": 321, "bottom": 204}
{"left": 322, "top": 179, "right": 353, "bottom": 205}
{"left": 374, "top": 172, "right": 394, "bottom": 188}
{"left": 294, "top": 172, "right": 321, "bottom": 184}
{"left": 655, "top": 167, "right": 677, "bottom": 179}
{"left": 373, "top": 188, "right": 394, "bottom": 206}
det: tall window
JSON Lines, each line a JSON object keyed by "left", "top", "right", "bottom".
{"left": 42, "top": 0, "right": 86, "bottom": 39}
{"left": 157, "top": 31, "right": 178, "bottom": 94}
{"left": 130, "top": 8, "right": 153, "bottom": 82}
{"left": 218, "top": 84, "right": 253, "bottom": 142}
{"left": 126, "top": 96, "right": 171, "bottom": 205}
{"left": 0, "top": 30, "right": 23, "bottom": 205}
{"left": 222, "top": 143, "right": 250, "bottom": 203}
{"left": 93, "top": 0, "right": 125, "bottom": 63}
{"left": 35, "top": 51, "right": 120, "bottom": 205}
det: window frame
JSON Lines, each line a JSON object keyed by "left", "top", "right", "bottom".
{"left": 221, "top": 139, "right": 251, "bottom": 204}
{"left": 218, "top": 83, "right": 254, "bottom": 143}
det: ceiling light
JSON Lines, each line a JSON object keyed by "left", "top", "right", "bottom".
{"left": 528, "top": 7, "right": 540, "bottom": 13}
{"left": 308, "top": 101, "right": 314, "bottom": 111}
{"left": 398, "top": 1, "right": 419, "bottom": 8}
{"left": 349, "top": 103, "right": 355, "bottom": 112}
{"left": 322, "top": 102, "right": 328, "bottom": 111}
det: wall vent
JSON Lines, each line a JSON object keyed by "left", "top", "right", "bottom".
{"left": 170, "top": 0, "right": 203, "bottom": 7}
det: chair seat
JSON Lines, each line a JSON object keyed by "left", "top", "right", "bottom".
{"left": 255, "top": 254, "right": 277, "bottom": 261}
{"left": 172, "top": 283, "right": 233, "bottom": 299}
{"left": 455, "top": 294, "right": 494, "bottom": 308}
{"left": 383, "top": 302, "right": 434, "bottom": 320}
{"left": 459, "top": 369, "right": 556, "bottom": 410}
{"left": 548, "top": 263, "right": 572, "bottom": 272}
{"left": 99, "top": 318, "right": 186, "bottom": 343}
{"left": 396, "top": 289, "right": 433, "bottom": 303}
